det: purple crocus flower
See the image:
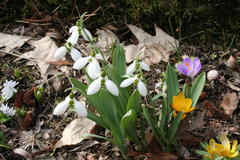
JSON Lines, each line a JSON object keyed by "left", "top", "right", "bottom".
{"left": 176, "top": 57, "right": 202, "bottom": 78}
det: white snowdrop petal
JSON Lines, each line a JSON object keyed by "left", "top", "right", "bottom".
{"left": 140, "top": 62, "right": 150, "bottom": 71}
{"left": 105, "top": 80, "right": 119, "bottom": 96}
{"left": 120, "top": 77, "right": 136, "bottom": 88}
{"left": 73, "top": 57, "right": 89, "bottom": 70}
{"left": 95, "top": 54, "right": 104, "bottom": 60}
{"left": 67, "top": 30, "right": 79, "bottom": 45}
{"left": 53, "top": 100, "right": 69, "bottom": 115}
{"left": 69, "top": 26, "right": 78, "bottom": 33}
{"left": 54, "top": 46, "right": 67, "bottom": 59}
{"left": 137, "top": 80, "right": 147, "bottom": 97}
{"left": 126, "top": 61, "right": 136, "bottom": 75}
{"left": 73, "top": 99, "right": 87, "bottom": 117}
{"left": 87, "top": 78, "right": 102, "bottom": 95}
{"left": 70, "top": 48, "right": 82, "bottom": 61}
{"left": 81, "top": 28, "right": 93, "bottom": 42}
{"left": 87, "top": 59, "right": 101, "bottom": 79}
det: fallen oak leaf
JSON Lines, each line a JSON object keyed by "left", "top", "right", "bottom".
{"left": 124, "top": 24, "right": 179, "bottom": 65}
{"left": 54, "top": 118, "right": 96, "bottom": 149}
{"left": 220, "top": 92, "right": 239, "bottom": 117}
{"left": 204, "top": 101, "right": 230, "bottom": 121}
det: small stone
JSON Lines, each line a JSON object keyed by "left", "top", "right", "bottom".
{"left": 207, "top": 70, "right": 219, "bottom": 81}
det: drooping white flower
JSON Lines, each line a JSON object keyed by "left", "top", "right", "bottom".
{"left": 0, "top": 103, "right": 16, "bottom": 116}
{"left": 70, "top": 48, "right": 82, "bottom": 61}
{"left": 87, "top": 74, "right": 119, "bottom": 96}
{"left": 53, "top": 96, "right": 71, "bottom": 115}
{"left": 53, "top": 96, "right": 87, "bottom": 117}
{"left": 54, "top": 46, "right": 67, "bottom": 59}
{"left": 81, "top": 28, "right": 93, "bottom": 42}
{"left": 73, "top": 54, "right": 103, "bottom": 79}
{"left": 126, "top": 60, "right": 150, "bottom": 75}
{"left": 120, "top": 76, "right": 147, "bottom": 96}
{"left": 73, "top": 99, "right": 87, "bottom": 117}
{"left": 1, "top": 80, "right": 18, "bottom": 101}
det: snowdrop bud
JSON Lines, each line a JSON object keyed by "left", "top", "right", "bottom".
{"left": 105, "top": 80, "right": 119, "bottom": 96}
{"left": 54, "top": 46, "right": 67, "bottom": 59}
{"left": 70, "top": 48, "right": 82, "bottom": 61}
{"left": 207, "top": 70, "right": 219, "bottom": 81}
{"left": 87, "top": 59, "right": 101, "bottom": 79}
{"left": 73, "top": 57, "right": 90, "bottom": 70}
{"left": 81, "top": 28, "right": 93, "bottom": 42}
{"left": 137, "top": 80, "right": 147, "bottom": 96}
{"left": 73, "top": 99, "right": 87, "bottom": 117}
{"left": 126, "top": 61, "right": 136, "bottom": 75}
{"left": 87, "top": 78, "right": 102, "bottom": 95}
{"left": 69, "top": 26, "right": 78, "bottom": 33}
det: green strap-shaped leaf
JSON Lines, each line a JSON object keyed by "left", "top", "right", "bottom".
{"left": 166, "top": 64, "right": 179, "bottom": 107}
{"left": 126, "top": 90, "right": 141, "bottom": 112}
{"left": 167, "top": 112, "right": 183, "bottom": 142}
{"left": 189, "top": 72, "right": 206, "bottom": 107}
{"left": 112, "top": 44, "right": 126, "bottom": 76}
{"left": 120, "top": 110, "right": 141, "bottom": 145}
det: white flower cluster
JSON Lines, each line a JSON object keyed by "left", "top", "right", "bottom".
{"left": 53, "top": 96, "right": 87, "bottom": 117}
{"left": 1, "top": 80, "right": 18, "bottom": 101}
{"left": 0, "top": 103, "right": 16, "bottom": 116}
{"left": 120, "top": 60, "right": 150, "bottom": 97}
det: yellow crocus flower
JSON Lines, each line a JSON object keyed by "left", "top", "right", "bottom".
{"left": 171, "top": 92, "right": 195, "bottom": 119}
{"left": 205, "top": 134, "right": 239, "bottom": 159}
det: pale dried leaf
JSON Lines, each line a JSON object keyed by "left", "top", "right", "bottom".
{"left": 225, "top": 55, "right": 237, "bottom": 69}
{"left": 96, "top": 28, "right": 119, "bottom": 59}
{"left": 124, "top": 24, "right": 179, "bottom": 65}
{"left": 13, "top": 148, "right": 33, "bottom": 159}
{"left": 54, "top": 118, "right": 95, "bottom": 148}
{"left": 188, "top": 111, "right": 205, "bottom": 131}
{"left": 0, "top": 32, "right": 31, "bottom": 57}
{"left": 221, "top": 92, "right": 239, "bottom": 117}
{"left": 19, "top": 35, "right": 59, "bottom": 78}
{"left": 227, "top": 80, "right": 240, "bottom": 92}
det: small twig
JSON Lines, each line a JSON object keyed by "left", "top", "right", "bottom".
{"left": 15, "top": 20, "right": 51, "bottom": 26}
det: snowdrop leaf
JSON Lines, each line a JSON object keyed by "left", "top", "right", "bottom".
{"left": 112, "top": 44, "right": 126, "bottom": 76}
{"left": 87, "top": 59, "right": 101, "bottom": 79}
{"left": 126, "top": 90, "right": 141, "bottom": 112}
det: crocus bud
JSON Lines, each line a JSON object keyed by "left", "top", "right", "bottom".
{"left": 207, "top": 70, "right": 219, "bottom": 81}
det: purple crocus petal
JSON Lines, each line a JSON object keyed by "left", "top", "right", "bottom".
{"left": 176, "top": 63, "right": 190, "bottom": 76}
{"left": 183, "top": 57, "right": 194, "bottom": 71}
{"left": 192, "top": 57, "right": 202, "bottom": 77}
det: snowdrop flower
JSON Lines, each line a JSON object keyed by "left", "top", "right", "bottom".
{"left": 1, "top": 80, "right": 18, "bottom": 101}
{"left": 73, "top": 53, "right": 103, "bottom": 79}
{"left": 81, "top": 28, "right": 93, "bottom": 42}
{"left": 0, "top": 103, "right": 16, "bottom": 116}
{"left": 126, "top": 60, "right": 150, "bottom": 75}
{"left": 120, "top": 75, "right": 147, "bottom": 97}
{"left": 54, "top": 45, "right": 82, "bottom": 61}
{"left": 67, "top": 25, "right": 80, "bottom": 45}
{"left": 53, "top": 96, "right": 87, "bottom": 117}
{"left": 87, "top": 72, "right": 119, "bottom": 96}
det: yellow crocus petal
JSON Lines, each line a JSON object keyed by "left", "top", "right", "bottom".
{"left": 219, "top": 134, "right": 230, "bottom": 150}
{"left": 229, "top": 151, "right": 239, "bottom": 158}
{"left": 230, "top": 140, "right": 238, "bottom": 153}
{"left": 181, "top": 113, "right": 187, "bottom": 119}
{"left": 184, "top": 98, "right": 193, "bottom": 109}
{"left": 208, "top": 139, "right": 216, "bottom": 154}
{"left": 185, "top": 107, "right": 195, "bottom": 113}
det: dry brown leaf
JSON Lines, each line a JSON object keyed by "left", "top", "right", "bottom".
{"left": 13, "top": 148, "right": 33, "bottom": 159}
{"left": 19, "top": 35, "right": 59, "bottom": 78}
{"left": 227, "top": 80, "right": 240, "bottom": 92}
{"left": 54, "top": 118, "right": 96, "bottom": 148}
{"left": 225, "top": 55, "right": 237, "bottom": 69}
{"left": 0, "top": 32, "right": 31, "bottom": 57}
{"left": 220, "top": 92, "right": 239, "bottom": 117}
{"left": 96, "top": 28, "right": 119, "bottom": 59}
{"left": 124, "top": 24, "right": 179, "bottom": 65}
{"left": 188, "top": 111, "right": 206, "bottom": 131}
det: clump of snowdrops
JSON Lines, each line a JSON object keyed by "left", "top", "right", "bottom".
{"left": 53, "top": 13, "right": 239, "bottom": 159}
